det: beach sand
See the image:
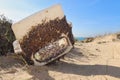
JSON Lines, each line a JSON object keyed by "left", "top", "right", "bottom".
{"left": 0, "top": 34, "right": 120, "bottom": 80}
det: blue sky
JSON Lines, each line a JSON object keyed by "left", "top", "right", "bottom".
{"left": 0, "top": 0, "right": 120, "bottom": 37}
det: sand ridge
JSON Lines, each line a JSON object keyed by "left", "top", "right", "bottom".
{"left": 0, "top": 34, "right": 120, "bottom": 80}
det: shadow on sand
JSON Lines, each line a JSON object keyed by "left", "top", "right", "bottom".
{"left": 25, "top": 61, "right": 120, "bottom": 80}
{"left": 47, "top": 61, "right": 120, "bottom": 79}
{"left": 0, "top": 56, "right": 54, "bottom": 80}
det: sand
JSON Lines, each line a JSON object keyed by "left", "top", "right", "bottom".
{"left": 0, "top": 34, "right": 120, "bottom": 80}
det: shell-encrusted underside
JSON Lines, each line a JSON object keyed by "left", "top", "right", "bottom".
{"left": 19, "top": 16, "right": 74, "bottom": 64}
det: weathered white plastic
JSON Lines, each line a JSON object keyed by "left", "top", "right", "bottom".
{"left": 32, "top": 36, "right": 73, "bottom": 66}
{"left": 13, "top": 40, "right": 22, "bottom": 54}
{"left": 12, "top": 4, "right": 64, "bottom": 41}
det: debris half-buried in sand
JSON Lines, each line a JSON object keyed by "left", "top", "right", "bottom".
{"left": 12, "top": 4, "right": 74, "bottom": 65}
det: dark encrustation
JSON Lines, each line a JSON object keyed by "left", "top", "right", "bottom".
{"left": 20, "top": 16, "right": 74, "bottom": 64}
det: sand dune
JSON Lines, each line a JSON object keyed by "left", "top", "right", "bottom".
{"left": 0, "top": 33, "right": 120, "bottom": 80}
